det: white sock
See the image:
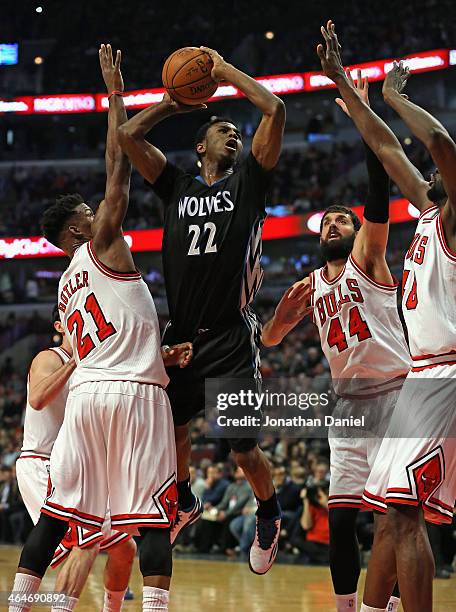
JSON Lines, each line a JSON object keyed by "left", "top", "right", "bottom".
{"left": 360, "top": 604, "right": 386, "bottom": 612}
{"left": 143, "top": 586, "right": 169, "bottom": 611}
{"left": 51, "top": 595, "right": 78, "bottom": 611}
{"left": 9, "top": 573, "right": 41, "bottom": 612}
{"left": 335, "top": 592, "right": 357, "bottom": 611}
{"left": 103, "top": 588, "right": 126, "bottom": 611}
{"left": 386, "top": 596, "right": 401, "bottom": 611}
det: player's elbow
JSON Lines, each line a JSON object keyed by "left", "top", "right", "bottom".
{"left": 261, "top": 327, "right": 279, "bottom": 347}
{"left": 269, "top": 98, "right": 286, "bottom": 122}
{"left": 28, "top": 394, "right": 45, "bottom": 411}
{"left": 427, "top": 127, "right": 452, "bottom": 154}
{"left": 261, "top": 334, "right": 275, "bottom": 348}
{"left": 117, "top": 124, "right": 137, "bottom": 149}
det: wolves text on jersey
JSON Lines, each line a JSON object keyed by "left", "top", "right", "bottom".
{"left": 58, "top": 271, "right": 89, "bottom": 313}
{"left": 178, "top": 190, "right": 234, "bottom": 219}
{"left": 314, "top": 278, "right": 364, "bottom": 326}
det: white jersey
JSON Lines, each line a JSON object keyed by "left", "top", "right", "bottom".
{"left": 21, "top": 346, "right": 71, "bottom": 458}
{"left": 57, "top": 241, "right": 168, "bottom": 389}
{"left": 310, "top": 254, "right": 411, "bottom": 396}
{"left": 402, "top": 205, "right": 456, "bottom": 371}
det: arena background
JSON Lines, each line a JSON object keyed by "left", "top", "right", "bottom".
{"left": 0, "top": 1, "right": 455, "bottom": 609}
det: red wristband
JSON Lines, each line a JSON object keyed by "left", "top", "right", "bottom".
{"left": 108, "top": 90, "right": 124, "bottom": 99}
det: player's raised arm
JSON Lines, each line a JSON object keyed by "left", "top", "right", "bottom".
{"left": 201, "top": 47, "right": 286, "bottom": 170}
{"left": 317, "top": 21, "right": 431, "bottom": 212}
{"left": 92, "top": 44, "right": 134, "bottom": 268}
{"left": 118, "top": 93, "right": 205, "bottom": 185}
{"left": 28, "top": 351, "right": 76, "bottom": 411}
{"left": 337, "top": 71, "right": 393, "bottom": 281}
{"left": 383, "top": 62, "right": 456, "bottom": 215}
{"left": 262, "top": 279, "right": 313, "bottom": 347}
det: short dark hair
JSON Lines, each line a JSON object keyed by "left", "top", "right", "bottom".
{"left": 320, "top": 205, "right": 361, "bottom": 233}
{"left": 41, "top": 194, "right": 85, "bottom": 248}
{"left": 194, "top": 116, "right": 238, "bottom": 160}
{"left": 52, "top": 304, "right": 60, "bottom": 325}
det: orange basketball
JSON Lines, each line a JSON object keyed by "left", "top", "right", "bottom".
{"left": 162, "top": 47, "right": 218, "bottom": 105}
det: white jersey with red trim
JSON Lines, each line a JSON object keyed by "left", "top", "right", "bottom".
{"left": 21, "top": 346, "right": 71, "bottom": 458}
{"left": 57, "top": 241, "right": 168, "bottom": 389}
{"left": 310, "top": 254, "right": 411, "bottom": 396}
{"left": 402, "top": 206, "right": 456, "bottom": 371}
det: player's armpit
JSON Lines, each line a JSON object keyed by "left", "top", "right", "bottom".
{"left": 351, "top": 223, "right": 395, "bottom": 286}
{"left": 251, "top": 101, "right": 286, "bottom": 171}
{"left": 378, "top": 144, "right": 432, "bottom": 213}
{"left": 440, "top": 203, "right": 456, "bottom": 253}
{"left": 426, "top": 129, "right": 456, "bottom": 210}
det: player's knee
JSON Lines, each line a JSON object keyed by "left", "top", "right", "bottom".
{"left": 174, "top": 425, "right": 190, "bottom": 451}
{"left": 109, "top": 537, "right": 137, "bottom": 564}
{"left": 329, "top": 507, "right": 358, "bottom": 537}
{"left": 232, "top": 445, "right": 260, "bottom": 473}
{"left": 19, "top": 514, "right": 68, "bottom": 577}
{"left": 139, "top": 528, "right": 172, "bottom": 578}
{"left": 387, "top": 504, "right": 422, "bottom": 539}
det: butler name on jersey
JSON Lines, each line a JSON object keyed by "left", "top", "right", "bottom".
{"left": 147, "top": 152, "right": 272, "bottom": 340}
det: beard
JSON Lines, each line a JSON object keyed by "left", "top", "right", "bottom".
{"left": 427, "top": 181, "right": 447, "bottom": 204}
{"left": 320, "top": 234, "right": 355, "bottom": 262}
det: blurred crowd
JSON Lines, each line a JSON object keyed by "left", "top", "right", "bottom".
{"left": 0, "top": 137, "right": 436, "bottom": 239}
{"left": 2, "top": 0, "right": 453, "bottom": 95}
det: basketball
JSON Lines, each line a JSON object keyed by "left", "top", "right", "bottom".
{"left": 162, "top": 47, "right": 218, "bottom": 105}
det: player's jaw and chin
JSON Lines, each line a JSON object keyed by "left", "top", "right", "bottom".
{"left": 320, "top": 233, "right": 356, "bottom": 263}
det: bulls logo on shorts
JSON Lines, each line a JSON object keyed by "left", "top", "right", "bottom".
{"left": 157, "top": 480, "right": 178, "bottom": 524}
{"left": 410, "top": 447, "right": 444, "bottom": 501}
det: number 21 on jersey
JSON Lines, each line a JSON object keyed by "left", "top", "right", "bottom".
{"left": 67, "top": 292, "right": 117, "bottom": 359}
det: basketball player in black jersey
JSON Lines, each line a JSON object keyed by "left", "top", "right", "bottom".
{"left": 119, "top": 46, "right": 285, "bottom": 574}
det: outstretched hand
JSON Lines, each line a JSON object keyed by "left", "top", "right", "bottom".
{"left": 316, "top": 20, "right": 345, "bottom": 82}
{"left": 99, "top": 43, "right": 124, "bottom": 93}
{"left": 274, "top": 279, "right": 314, "bottom": 326}
{"left": 383, "top": 60, "right": 410, "bottom": 100}
{"left": 336, "top": 68, "right": 370, "bottom": 117}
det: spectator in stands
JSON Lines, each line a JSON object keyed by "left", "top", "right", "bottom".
{"left": 228, "top": 493, "right": 257, "bottom": 556}
{"left": 194, "top": 467, "right": 252, "bottom": 555}
{"left": 189, "top": 465, "right": 206, "bottom": 501}
{"left": 202, "top": 465, "right": 230, "bottom": 510}
{"left": 274, "top": 465, "right": 302, "bottom": 527}
{"left": 291, "top": 483, "right": 330, "bottom": 564}
{"left": 0, "top": 465, "right": 26, "bottom": 543}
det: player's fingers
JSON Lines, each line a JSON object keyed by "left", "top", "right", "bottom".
{"left": 115, "top": 49, "right": 121, "bottom": 70}
{"left": 335, "top": 98, "right": 348, "bottom": 115}
{"left": 107, "top": 44, "right": 113, "bottom": 65}
{"left": 364, "top": 76, "right": 369, "bottom": 91}
{"left": 287, "top": 283, "right": 304, "bottom": 298}
{"left": 357, "top": 68, "right": 362, "bottom": 88}
{"left": 320, "top": 26, "right": 330, "bottom": 45}
{"left": 316, "top": 43, "right": 325, "bottom": 60}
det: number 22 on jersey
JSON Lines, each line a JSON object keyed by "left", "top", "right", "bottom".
{"left": 187, "top": 222, "right": 218, "bottom": 255}
{"left": 67, "top": 292, "right": 117, "bottom": 360}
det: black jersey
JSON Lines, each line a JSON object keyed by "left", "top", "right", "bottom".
{"left": 148, "top": 152, "right": 272, "bottom": 339}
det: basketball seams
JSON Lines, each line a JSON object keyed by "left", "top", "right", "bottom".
{"left": 170, "top": 51, "right": 208, "bottom": 89}
{"left": 162, "top": 47, "right": 217, "bottom": 105}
